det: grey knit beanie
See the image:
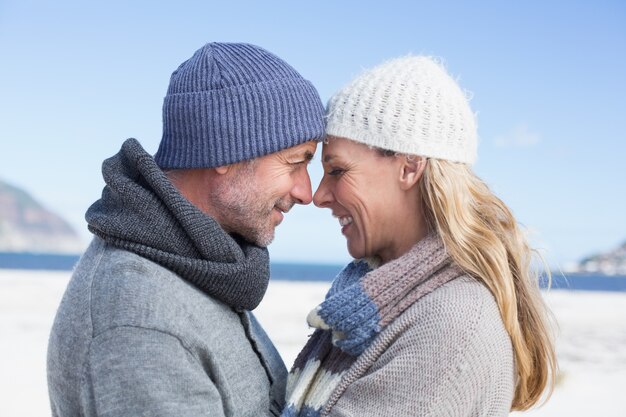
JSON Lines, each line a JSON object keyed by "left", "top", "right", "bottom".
{"left": 155, "top": 42, "right": 325, "bottom": 169}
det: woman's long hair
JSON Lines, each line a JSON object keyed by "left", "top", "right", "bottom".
{"left": 418, "top": 159, "right": 557, "bottom": 411}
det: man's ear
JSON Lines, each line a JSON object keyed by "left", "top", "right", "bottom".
{"left": 399, "top": 156, "right": 427, "bottom": 190}
{"left": 214, "top": 165, "right": 231, "bottom": 175}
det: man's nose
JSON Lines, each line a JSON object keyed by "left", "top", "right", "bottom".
{"left": 291, "top": 168, "right": 313, "bottom": 205}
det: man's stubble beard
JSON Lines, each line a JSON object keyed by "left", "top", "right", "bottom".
{"left": 210, "top": 163, "right": 284, "bottom": 247}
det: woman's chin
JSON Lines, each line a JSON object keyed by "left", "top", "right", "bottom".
{"left": 346, "top": 243, "right": 365, "bottom": 260}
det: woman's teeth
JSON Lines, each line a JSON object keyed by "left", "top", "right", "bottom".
{"left": 339, "top": 216, "right": 353, "bottom": 227}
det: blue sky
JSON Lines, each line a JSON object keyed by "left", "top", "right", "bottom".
{"left": 1, "top": 0, "right": 624, "bottom": 267}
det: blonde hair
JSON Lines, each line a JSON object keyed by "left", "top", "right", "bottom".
{"left": 418, "top": 159, "right": 557, "bottom": 411}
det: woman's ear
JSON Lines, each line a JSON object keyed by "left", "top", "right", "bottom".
{"left": 399, "top": 156, "right": 427, "bottom": 190}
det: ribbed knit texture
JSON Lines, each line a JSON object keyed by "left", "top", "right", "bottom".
{"left": 86, "top": 138, "right": 270, "bottom": 310}
{"left": 321, "top": 276, "right": 515, "bottom": 417}
{"left": 326, "top": 56, "right": 478, "bottom": 164}
{"left": 155, "top": 42, "right": 325, "bottom": 169}
{"left": 283, "top": 235, "right": 465, "bottom": 417}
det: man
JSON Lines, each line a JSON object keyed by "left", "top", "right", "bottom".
{"left": 47, "top": 42, "right": 325, "bottom": 417}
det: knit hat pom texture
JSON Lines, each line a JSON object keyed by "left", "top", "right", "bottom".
{"left": 155, "top": 42, "right": 325, "bottom": 169}
{"left": 326, "top": 56, "right": 477, "bottom": 164}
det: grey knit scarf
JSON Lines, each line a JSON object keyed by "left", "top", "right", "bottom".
{"left": 86, "top": 138, "right": 270, "bottom": 311}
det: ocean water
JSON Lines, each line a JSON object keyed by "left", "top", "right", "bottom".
{"left": 270, "top": 262, "right": 343, "bottom": 281}
{"left": 542, "top": 273, "right": 626, "bottom": 292}
{"left": 1, "top": 252, "right": 625, "bottom": 291}
{"left": 274, "top": 263, "right": 626, "bottom": 292}
{"left": 0, "top": 252, "right": 80, "bottom": 270}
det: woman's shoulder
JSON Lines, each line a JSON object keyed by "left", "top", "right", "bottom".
{"left": 347, "top": 275, "right": 515, "bottom": 415}
{"left": 406, "top": 275, "right": 501, "bottom": 325}
{"left": 367, "top": 275, "right": 515, "bottom": 400}
{"left": 381, "top": 275, "right": 512, "bottom": 354}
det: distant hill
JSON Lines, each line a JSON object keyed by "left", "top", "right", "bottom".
{"left": 575, "top": 241, "right": 626, "bottom": 276}
{"left": 0, "top": 180, "right": 84, "bottom": 254}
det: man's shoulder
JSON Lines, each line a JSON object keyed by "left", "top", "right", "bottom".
{"left": 83, "top": 237, "right": 202, "bottom": 303}
{"left": 79, "top": 238, "right": 239, "bottom": 337}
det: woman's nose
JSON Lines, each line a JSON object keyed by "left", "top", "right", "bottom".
{"left": 313, "top": 177, "right": 332, "bottom": 208}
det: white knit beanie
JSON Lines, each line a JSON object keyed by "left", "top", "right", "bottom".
{"left": 326, "top": 56, "right": 477, "bottom": 164}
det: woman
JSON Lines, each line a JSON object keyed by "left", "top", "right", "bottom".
{"left": 282, "top": 56, "right": 556, "bottom": 416}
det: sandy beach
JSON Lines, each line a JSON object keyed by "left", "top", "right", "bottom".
{"left": 1, "top": 269, "right": 625, "bottom": 416}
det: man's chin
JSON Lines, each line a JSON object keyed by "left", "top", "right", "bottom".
{"left": 256, "top": 228, "right": 275, "bottom": 247}
{"left": 249, "top": 237, "right": 273, "bottom": 248}
{"left": 240, "top": 227, "right": 275, "bottom": 248}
